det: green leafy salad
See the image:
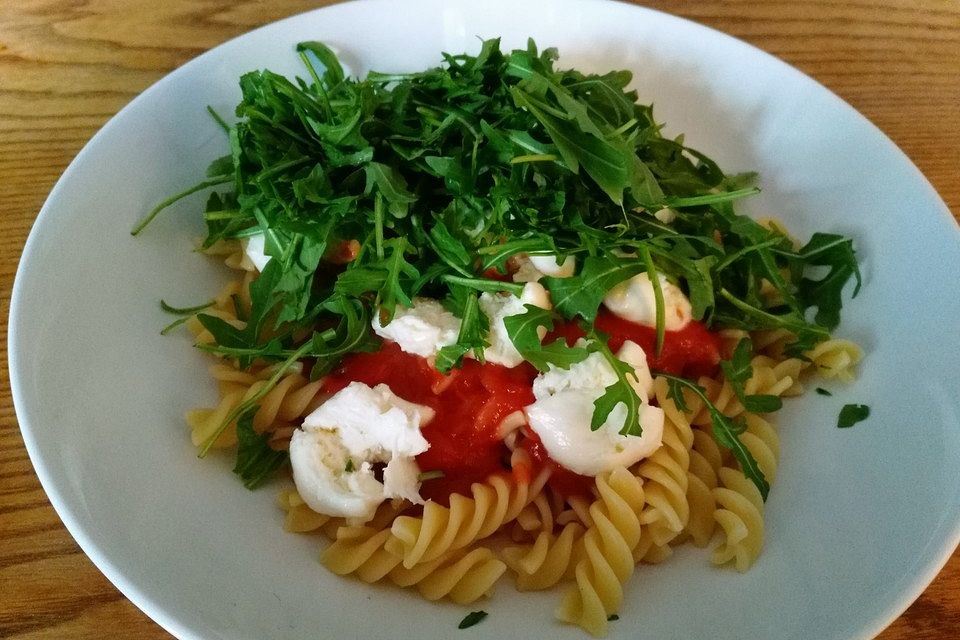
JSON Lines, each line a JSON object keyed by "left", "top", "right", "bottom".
{"left": 136, "top": 38, "right": 860, "bottom": 499}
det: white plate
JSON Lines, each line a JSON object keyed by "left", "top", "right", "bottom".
{"left": 10, "top": 1, "right": 960, "bottom": 639}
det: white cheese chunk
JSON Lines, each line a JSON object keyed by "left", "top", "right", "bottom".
{"left": 479, "top": 282, "right": 551, "bottom": 368}
{"left": 603, "top": 272, "right": 692, "bottom": 331}
{"left": 382, "top": 455, "right": 424, "bottom": 505}
{"left": 614, "top": 339, "right": 655, "bottom": 399}
{"left": 241, "top": 232, "right": 271, "bottom": 272}
{"left": 372, "top": 298, "right": 461, "bottom": 358}
{"left": 525, "top": 340, "right": 664, "bottom": 476}
{"left": 529, "top": 254, "right": 576, "bottom": 278}
{"left": 512, "top": 254, "right": 576, "bottom": 282}
{"left": 512, "top": 259, "right": 544, "bottom": 283}
{"left": 289, "top": 382, "right": 433, "bottom": 522}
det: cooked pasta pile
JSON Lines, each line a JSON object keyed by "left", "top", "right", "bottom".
{"left": 186, "top": 249, "right": 860, "bottom": 637}
{"left": 136, "top": 39, "right": 864, "bottom": 637}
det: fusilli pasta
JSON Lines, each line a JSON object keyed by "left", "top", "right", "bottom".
{"left": 185, "top": 364, "right": 324, "bottom": 448}
{"left": 711, "top": 467, "right": 765, "bottom": 572}
{"left": 186, "top": 276, "right": 859, "bottom": 636}
{"left": 555, "top": 467, "right": 646, "bottom": 637}
{"left": 388, "top": 470, "right": 549, "bottom": 568}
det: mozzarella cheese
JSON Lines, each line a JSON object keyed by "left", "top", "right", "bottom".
{"left": 241, "top": 232, "right": 271, "bottom": 272}
{"left": 524, "top": 340, "right": 664, "bottom": 476}
{"left": 372, "top": 298, "right": 462, "bottom": 358}
{"left": 529, "top": 254, "right": 576, "bottom": 278}
{"left": 374, "top": 285, "right": 553, "bottom": 368}
{"left": 603, "top": 272, "right": 692, "bottom": 331}
{"left": 607, "top": 339, "right": 655, "bottom": 399}
{"left": 479, "top": 282, "right": 552, "bottom": 367}
{"left": 512, "top": 253, "right": 576, "bottom": 282}
{"left": 289, "top": 381, "right": 434, "bottom": 522}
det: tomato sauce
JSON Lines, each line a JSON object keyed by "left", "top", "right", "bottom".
{"left": 546, "top": 309, "right": 721, "bottom": 379}
{"left": 519, "top": 428, "right": 595, "bottom": 498}
{"left": 323, "top": 306, "right": 721, "bottom": 505}
{"left": 325, "top": 342, "right": 536, "bottom": 505}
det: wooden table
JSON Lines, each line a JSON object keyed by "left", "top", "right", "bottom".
{"left": 1, "top": 1, "right": 957, "bottom": 638}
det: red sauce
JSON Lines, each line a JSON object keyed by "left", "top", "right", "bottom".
{"left": 325, "top": 342, "right": 536, "bottom": 505}
{"left": 323, "top": 306, "right": 720, "bottom": 504}
{"left": 482, "top": 267, "right": 512, "bottom": 282}
{"left": 546, "top": 309, "right": 721, "bottom": 378}
{"left": 519, "top": 428, "right": 595, "bottom": 498}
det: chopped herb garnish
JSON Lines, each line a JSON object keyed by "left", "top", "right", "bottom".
{"left": 458, "top": 611, "right": 488, "bottom": 629}
{"left": 607, "top": 614, "right": 620, "bottom": 621}
{"left": 838, "top": 404, "right": 870, "bottom": 428}
{"left": 344, "top": 458, "right": 355, "bottom": 473}
{"left": 815, "top": 387, "right": 832, "bottom": 396}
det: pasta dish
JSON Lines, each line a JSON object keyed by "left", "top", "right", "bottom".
{"left": 135, "top": 39, "right": 862, "bottom": 636}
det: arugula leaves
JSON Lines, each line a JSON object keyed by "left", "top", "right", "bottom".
{"left": 544, "top": 255, "right": 645, "bottom": 321}
{"left": 159, "top": 298, "right": 213, "bottom": 335}
{"left": 587, "top": 335, "right": 645, "bottom": 437}
{"left": 660, "top": 339, "right": 786, "bottom": 499}
{"left": 142, "top": 38, "right": 857, "bottom": 359}
{"left": 720, "top": 339, "right": 783, "bottom": 413}
{"left": 435, "top": 290, "right": 486, "bottom": 373}
{"left": 233, "top": 408, "right": 288, "bottom": 489}
{"left": 662, "top": 374, "right": 770, "bottom": 500}
{"left": 139, "top": 38, "right": 861, "bottom": 492}
{"left": 502, "top": 305, "right": 589, "bottom": 372}
{"left": 796, "top": 233, "right": 861, "bottom": 330}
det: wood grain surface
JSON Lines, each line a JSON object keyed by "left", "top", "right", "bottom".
{"left": 1, "top": 1, "right": 958, "bottom": 638}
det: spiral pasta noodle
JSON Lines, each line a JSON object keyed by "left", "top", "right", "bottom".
{"left": 322, "top": 524, "right": 405, "bottom": 582}
{"left": 681, "top": 425, "right": 721, "bottom": 546}
{"left": 691, "top": 355, "right": 803, "bottom": 431}
{"left": 739, "top": 413, "right": 780, "bottom": 484}
{"left": 635, "top": 379, "right": 694, "bottom": 550}
{"left": 320, "top": 499, "right": 413, "bottom": 579}
{"left": 185, "top": 363, "right": 325, "bottom": 449}
{"left": 388, "top": 470, "right": 549, "bottom": 568}
{"left": 185, "top": 273, "right": 255, "bottom": 346}
{"left": 389, "top": 547, "right": 507, "bottom": 603}
{"left": 806, "top": 338, "right": 862, "bottom": 382}
{"left": 511, "top": 491, "right": 559, "bottom": 541}
{"left": 750, "top": 328, "right": 797, "bottom": 359}
{"left": 557, "top": 494, "right": 595, "bottom": 529}
{"left": 504, "top": 521, "right": 586, "bottom": 590}
{"left": 749, "top": 329, "right": 862, "bottom": 386}
{"left": 321, "top": 504, "right": 507, "bottom": 603}
{"left": 555, "top": 467, "right": 646, "bottom": 637}
{"left": 711, "top": 467, "right": 765, "bottom": 572}
{"left": 277, "top": 486, "right": 337, "bottom": 534}
{"left": 257, "top": 325, "right": 853, "bottom": 635}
